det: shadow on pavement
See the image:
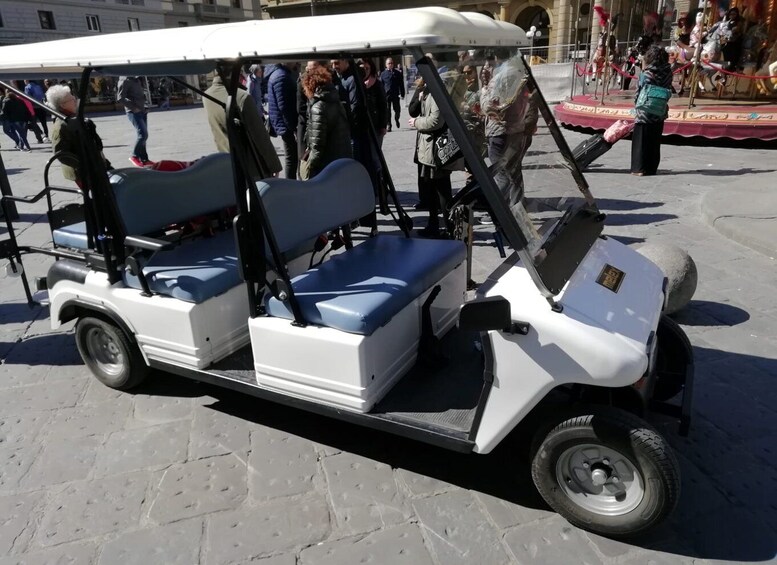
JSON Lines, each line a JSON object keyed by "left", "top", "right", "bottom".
{"left": 0, "top": 332, "right": 80, "bottom": 365}
{"left": 672, "top": 300, "right": 751, "bottom": 327}
{"left": 605, "top": 212, "right": 678, "bottom": 226}
{"left": 0, "top": 302, "right": 42, "bottom": 324}
{"left": 197, "top": 381, "right": 546, "bottom": 511}
{"left": 4, "top": 167, "right": 29, "bottom": 175}
{"left": 607, "top": 234, "right": 646, "bottom": 245}
{"left": 140, "top": 342, "right": 776, "bottom": 563}
{"left": 588, "top": 167, "right": 776, "bottom": 176}
{"left": 596, "top": 198, "right": 664, "bottom": 211}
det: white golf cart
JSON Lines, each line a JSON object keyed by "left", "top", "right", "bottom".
{"left": 0, "top": 8, "right": 693, "bottom": 537}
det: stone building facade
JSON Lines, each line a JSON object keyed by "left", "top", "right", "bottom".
{"left": 263, "top": 0, "right": 668, "bottom": 63}
{"left": 0, "top": 0, "right": 264, "bottom": 46}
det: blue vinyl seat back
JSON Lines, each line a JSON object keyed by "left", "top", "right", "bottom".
{"left": 111, "top": 153, "right": 235, "bottom": 236}
{"left": 256, "top": 159, "right": 374, "bottom": 256}
{"left": 265, "top": 236, "right": 466, "bottom": 335}
{"left": 53, "top": 154, "right": 235, "bottom": 250}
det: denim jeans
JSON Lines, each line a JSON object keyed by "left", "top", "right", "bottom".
{"left": 280, "top": 130, "right": 297, "bottom": 179}
{"left": 10, "top": 122, "right": 30, "bottom": 150}
{"left": 487, "top": 133, "right": 525, "bottom": 206}
{"left": 126, "top": 111, "right": 149, "bottom": 161}
{"left": 2, "top": 120, "right": 20, "bottom": 147}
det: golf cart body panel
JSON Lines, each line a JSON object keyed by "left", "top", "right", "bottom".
{"left": 473, "top": 237, "right": 663, "bottom": 453}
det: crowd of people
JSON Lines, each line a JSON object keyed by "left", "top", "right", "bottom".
{"left": 5, "top": 52, "right": 538, "bottom": 240}
{"left": 0, "top": 79, "right": 54, "bottom": 152}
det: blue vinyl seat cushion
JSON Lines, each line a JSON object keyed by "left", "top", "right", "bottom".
{"left": 264, "top": 236, "right": 466, "bottom": 335}
{"left": 52, "top": 221, "right": 89, "bottom": 250}
{"left": 122, "top": 231, "right": 241, "bottom": 304}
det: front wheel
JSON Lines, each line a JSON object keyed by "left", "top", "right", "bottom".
{"left": 75, "top": 315, "right": 149, "bottom": 390}
{"left": 531, "top": 408, "right": 679, "bottom": 538}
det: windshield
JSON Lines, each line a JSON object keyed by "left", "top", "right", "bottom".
{"left": 408, "top": 48, "right": 596, "bottom": 264}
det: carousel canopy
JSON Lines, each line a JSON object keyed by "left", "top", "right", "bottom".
{"left": 0, "top": 8, "right": 528, "bottom": 78}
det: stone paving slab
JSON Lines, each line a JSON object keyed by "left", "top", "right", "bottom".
{"left": 203, "top": 494, "right": 330, "bottom": 564}
{"left": 298, "top": 524, "right": 435, "bottom": 565}
{"left": 34, "top": 471, "right": 150, "bottom": 548}
{"left": 0, "top": 105, "right": 776, "bottom": 564}
{"left": 146, "top": 453, "right": 248, "bottom": 525}
{"left": 700, "top": 176, "right": 777, "bottom": 258}
{"left": 412, "top": 490, "right": 511, "bottom": 565}
{"left": 97, "top": 518, "right": 203, "bottom": 565}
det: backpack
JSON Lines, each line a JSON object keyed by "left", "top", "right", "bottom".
{"left": 635, "top": 84, "right": 671, "bottom": 118}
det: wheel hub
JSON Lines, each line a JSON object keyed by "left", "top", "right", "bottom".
{"left": 85, "top": 327, "right": 124, "bottom": 377}
{"left": 556, "top": 443, "right": 645, "bottom": 516}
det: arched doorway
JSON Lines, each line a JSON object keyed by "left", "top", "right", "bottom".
{"left": 515, "top": 6, "right": 551, "bottom": 50}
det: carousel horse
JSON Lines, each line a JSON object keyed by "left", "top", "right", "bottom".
{"left": 586, "top": 7, "right": 618, "bottom": 85}
{"left": 755, "top": 40, "right": 777, "bottom": 95}
{"left": 696, "top": 19, "right": 732, "bottom": 92}
{"left": 674, "top": 12, "right": 704, "bottom": 64}
{"left": 622, "top": 35, "right": 653, "bottom": 90}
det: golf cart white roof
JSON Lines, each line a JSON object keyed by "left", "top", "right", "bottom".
{"left": 0, "top": 8, "right": 527, "bottom": 78}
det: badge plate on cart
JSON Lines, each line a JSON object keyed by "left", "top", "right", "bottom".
{"left": 597, "top": 264, "right": 625, "bottom": 293}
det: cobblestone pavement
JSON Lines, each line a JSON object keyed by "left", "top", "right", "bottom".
{"left": 0, "top": 106, "right": 775, "bottom": 565}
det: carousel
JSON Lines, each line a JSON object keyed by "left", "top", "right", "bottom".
{"left": 555, "top": 0, "right": 777, "bottom": 141}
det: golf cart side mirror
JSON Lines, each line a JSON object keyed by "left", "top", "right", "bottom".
{"left": 459, "top": 296, "right": 511, "bottom": 332}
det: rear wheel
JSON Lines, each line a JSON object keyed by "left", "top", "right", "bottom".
{"left": 75, "top": 316, "right": 148, "bottom": 390}
{"left": 531, "top": 408, "right": 679, "bottom": 537}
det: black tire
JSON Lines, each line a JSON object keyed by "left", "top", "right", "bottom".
{"left": 531, "top": 408, "right": 680, "bottom": 538}
{"left": 75, "top": 315, "right": 149, "bottom": 390}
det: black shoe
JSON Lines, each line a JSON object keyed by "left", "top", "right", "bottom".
{"left": 387, "top": 126, "right": 392, "bottom": 132}
{"left": 396, "top": 119, "right": 400, "bottom": 129}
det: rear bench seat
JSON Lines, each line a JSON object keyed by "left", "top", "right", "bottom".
{"left": 109, "top": 153, "right": 237, "bottom": 303}
{"left": 52, "top": 221, "right": 89, "bottom": 250}
{"left": 257, "top": 159, "right": 466, "bottom": 336}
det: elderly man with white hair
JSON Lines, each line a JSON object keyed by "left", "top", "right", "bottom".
{"left": 47, "top": 84, "right": 112, "bottom": 186}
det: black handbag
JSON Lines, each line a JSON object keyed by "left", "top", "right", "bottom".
{"left": 433, "top": 128, "right": 463, "bottom": 168}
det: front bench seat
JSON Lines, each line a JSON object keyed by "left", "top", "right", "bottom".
{"left": 265, "top": 236, "right": 466, "bottom": 335}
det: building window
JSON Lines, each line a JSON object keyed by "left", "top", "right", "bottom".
{"left": 178, "top": 21, "right": 189, "bottom": 26}
{"left": 204, "top": 0, "right": 214, "bottom": 5}
{"left": 127, "top": 17, "right": 140, "bottom": 31}
{"left": 231, "top": 0, "right": 241, "bottom": 7}
{"left": 0, "top": 11, "right": 4, "bottom": 27}
{"left": 38, "top": 10, "right": 56, "bottom": 30}
{"left": 86, "top": 14, "right": 101, "bottom": 32}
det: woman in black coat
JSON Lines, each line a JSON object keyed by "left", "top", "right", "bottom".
{"left": 302, "top": 65, "right": 352, "bottom": 179}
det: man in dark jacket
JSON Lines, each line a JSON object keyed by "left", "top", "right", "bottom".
{"left": 379, "top": 57, "right": 405, "bottom": 131}
{"left": 266, "top": 63, "right": 298, "bottom": 179}
{"left": 117, "top": 75, "right": 151, "bottom": 166}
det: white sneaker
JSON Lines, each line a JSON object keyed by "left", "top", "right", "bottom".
{"left": 43, "top": 136, "right": 51, "bottom": 143}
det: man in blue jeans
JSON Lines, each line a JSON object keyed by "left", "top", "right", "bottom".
{"left": 117, "top": 76, "right": 152, "bottom": 166}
